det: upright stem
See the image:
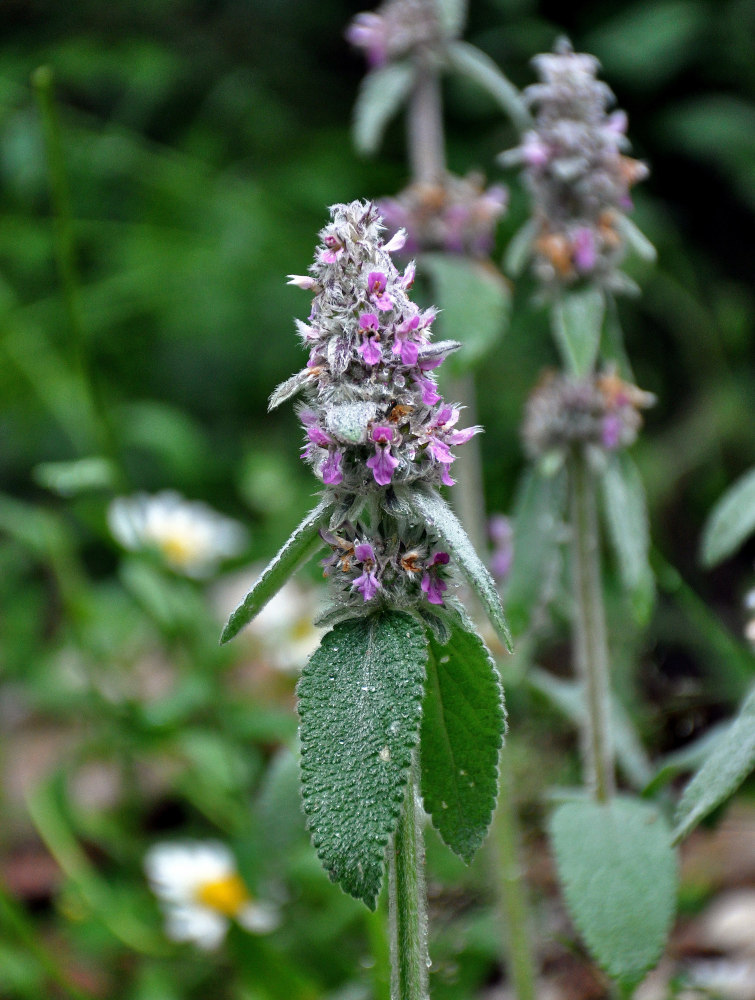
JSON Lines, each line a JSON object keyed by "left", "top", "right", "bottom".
{"left": 406, "top": 56, "right": 445, "bottom": 186}
{"left": 490, "top": 750, "right": 537, "bottom": 1000}
{"left": 569, "top": 447, "right": 615, "bottom": 802}
{"left": 389, "top": 758, "right": 429, "bottom": 1000}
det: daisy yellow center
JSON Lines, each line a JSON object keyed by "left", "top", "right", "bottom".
{"left": 158, "top": 534, "right": 201, "bottom": 568}
{"left": 194, "top": 873, "right": 250, "bottom": 917}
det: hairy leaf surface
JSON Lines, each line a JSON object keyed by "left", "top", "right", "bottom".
{"left": 353, "top": 62, "right": 414, "bottom": 155}
{"left": 221, "top": 499, "right": 331, "bottom": 643}
{"left": 700, "top": 466, "right": 755, "bottom": 566}
{"left": 600, "top": 452, "right": 655, "bottom": 623}
{"left": 410, "top": 486, "right": 512, "bottom": 650}
{"left": 674, "top": 685, "right": 755, "bottom": 843}
{"left": 552, "top": 287, "right": 605, "bottom": 377}
{"left": 297, "top": 613, "right": 427, "bottom": 908}
{"left": 421, "top": 614, "right": 505, "bottom": 861}
{"left": 420, "top": 253, "right": 510, "bottom": 374}
{"left": 505, "top": 467, "right": 566, "bottom": 636}
{"left": 550, "top": 796, "right": 677, "bottom": 988}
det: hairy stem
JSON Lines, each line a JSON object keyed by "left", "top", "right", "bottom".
{"left": 389, "top": 758, "right": 429, "bottom": 1000}
{"left": 569, "top": 447, "right": 615, "bottom": 802}
{"left": 407, "top": 55, "right": 445, "bottom": 185}
{"left": 490, "top": 749, "right": 538, "bottom": 1000}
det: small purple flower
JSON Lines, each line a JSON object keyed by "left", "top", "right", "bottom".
{"left": 358, "top": 312, "right": 382, "bottom": 366}
{"left": 368, "top": 271, "right": 393, "bottom": 311}
{"left": 352, "top": 542, "right": 381, "bottom": 601}
{"left": 322, "top": 450, "right": 343, "bottom": 485}
{"left": 421, "top": 551, "right": 450, "bottom": 605}
{"left": 383, "top": 229, "right": 407, "bottom": 253}
{"left": 489, "top": 515, "right": 513, "bottom": 582}
{"left": 287, "top": 274, "right": 317, "bottom": 290}
{"left": 307, "top": 425, "right": 334, "bottom": 448}
{"left": 393, "top": 315, "right": 420, "bottom": 365}
{"left": 366, "top": 424, "right": 399, "bottom": 486}
{"left": 320, "top": 234, "right": 345, "bottom": 264}
{"left": 345, "top": 12, "right": 388, "bottom": 68}
{"left": 601, "top": 413, "right": 623, "bottom": 450}
{"left": 521, "top": 132, "right": 550, "bottom": 168}
{"left": 414, "top": 375, "right": 441, "bottom": 406}
{"left": 427, "top": 437, "right": 454, "bottom": 464}
{"left": 401, "top": 261, "right": 416, "bottom": 288}
{"left": 572, "top": 228, "right": 597, "bottom": 273}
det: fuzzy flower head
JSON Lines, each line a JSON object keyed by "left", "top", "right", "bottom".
{"left": 379, "top": 173, "right": 508, "bottom": 258}
{"left": 144, "top": 842, "right": 278, "bottom": 950}
{"left": 521, "top": 368, "right": 655, "bottom": 461}
{"left": 346, "top": 0, "right": 447, "bottom": 68}
{"left": 108, "top": 491, "right": 247, "bottom": 578}
{"left": 320, "top": 521, "right": 454, "bottom": 612}
{"left": 501, "top": 38, "right": 649, "bottom": 291}
{"left": 274, "top": 200, "right": 481, "bottom": 496}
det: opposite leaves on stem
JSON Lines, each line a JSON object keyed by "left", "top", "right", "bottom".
{"left": 297, "top": 612, "right": 427, "bottom": 908}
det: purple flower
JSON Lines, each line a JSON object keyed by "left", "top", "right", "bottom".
{"left": 572, "top": 228, "right": 597, "bottom": 273}
{"left": 366, "top": 424, "right": 399, "bottom": 486}
{"left": 352, "top": 541, "right": 380, "bottom": 600}
{"left": 358, "top": 312, "right": 382, "bottom": 366}
{"left": 287, "top": 274, "right": 317, "bottom": 290}
{"left": 414, "top": 375, "right": 440, "bottom": 405}
{"left": 601, "top": 413, "right": 623, "bottom": 450}
{"left": 427, "top": 438, "right": 454, "bottom": 464}
{"left": 421, "top": 551, "right": 450, "bottom": 605}
{"left": 393, "top": 314, "right": 420, "bottom": 365}
{"left": 345, "top": 12, "right": 388, "bottom": 68}
{"left": 320, "top": 234, "right": 345, "bottom": 264}
{"left": 307, "top": 425, "right": 333, "bottom": 448}
{"left": 401, "top": 261, "right": 416, "bottom": 289}
{"left": 384, "top": 229, "right": 407, "bottom": 253}
{"left": 368, "top": 271, "right": 393, "bottom": 311}
{"left": 322, "top": 450, "right": 343, "bottom": 485}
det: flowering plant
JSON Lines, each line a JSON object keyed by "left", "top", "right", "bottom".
{"left": 222, "top": 199, "right": 510, "bottom": 994}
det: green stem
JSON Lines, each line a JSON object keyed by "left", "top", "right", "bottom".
{"left": 490, "top": 750, "right": 537, "bottom": 1000}
{"left": 406, "top": 55, "right": 445, "bottom": 185}
{"left": 32, "top": 66, "right": 121, "bottom": 474}
{"left": 388, "top": 759, "right": 429, "bottom": 1000}
{"left": 569, "top": 448, "right": 615, "bottom": 802}
{"left": 0, "top": 881, "right": 95, "bottom": 1000}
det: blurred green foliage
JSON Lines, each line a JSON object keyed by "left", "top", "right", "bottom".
{"left": 1, "top": 0, "right": 755, "bottom": 997}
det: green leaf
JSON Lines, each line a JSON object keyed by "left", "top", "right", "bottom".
{"left": 420, "top": 253, "right": 510, "bottom": 373}
{"left": 420, "top": 613, "right": 505, "bottom": 861}
{"left": 673, "top": 686, "right": 755, "bottom": 844}
{"left": 700, "top": 466, "right": 755, "bottom": 567}
{"left": 504, "top": 467, "right": 566, "bottom": 637}
{"left": 503, "top": 219, "right": 537, "bottom": 277}
{"left": 445, "top": 41, "right": 531, "bottom": 131}
{"left": 409, "top": 485, "right": 512, "bottom": 650}
{"left": 551, "top": 287, "right": 605, "bottom": 377}
{"left": 297, "top": 613, "right": 427, "bottom": 908}
{"left": 32, "top": 455, "right": 117, "bottom": 497}
{"left": 599, "top": 452, "right": 655, "bottom": 624}
{"left": 550, "top": 796, "right": 677, "bottom": 988}
{"left": 221, "top": 499, "right": 331, "bottom": 643}
{"left": 353, "top": 62, "right": 414, "bottom": 156}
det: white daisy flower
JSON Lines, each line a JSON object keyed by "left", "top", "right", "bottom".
{"left": 144, "top": 841, "right": 278, "bottom": 950}
{"left": 108, "top": 491, "right": 247, "bottom": 578}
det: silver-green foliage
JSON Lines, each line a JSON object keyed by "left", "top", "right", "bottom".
{"left": 673, "top": 685, "right": 755, "bottom": 843}
{"left": 700, "top": 466, "right": 755, "bottom": 567}
{"left": 420, "top": 612, "right": 505, "bottom": 861}
{"left": 551, "top": 287, "right": 605, "bottom": 378}
{"left": 297, "top": 613, "right": 427, "bottom": 909}
{"left": 550, "top": 796, "right": 677, "bottom": 989}
{"left": 409, "top": 485, "right": 513, "bottom": 650}
{"left": 220, "top": 499, "right": 331, "bottom": 644}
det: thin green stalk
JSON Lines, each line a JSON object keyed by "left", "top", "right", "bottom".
{"left": 569, "top": 448, "right": 615, "bottom": 802}
{"left": 32, "top": 66, "right": 121, "bottom": 475}
{"left": 388, "top": 759, "right": 429, "bottom": 1000}
{"left": 0, "top": 882, "right": 95, "bottom": 1000}
{"left": 490, "top": 750, "right": 537, "bottom": 1000}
